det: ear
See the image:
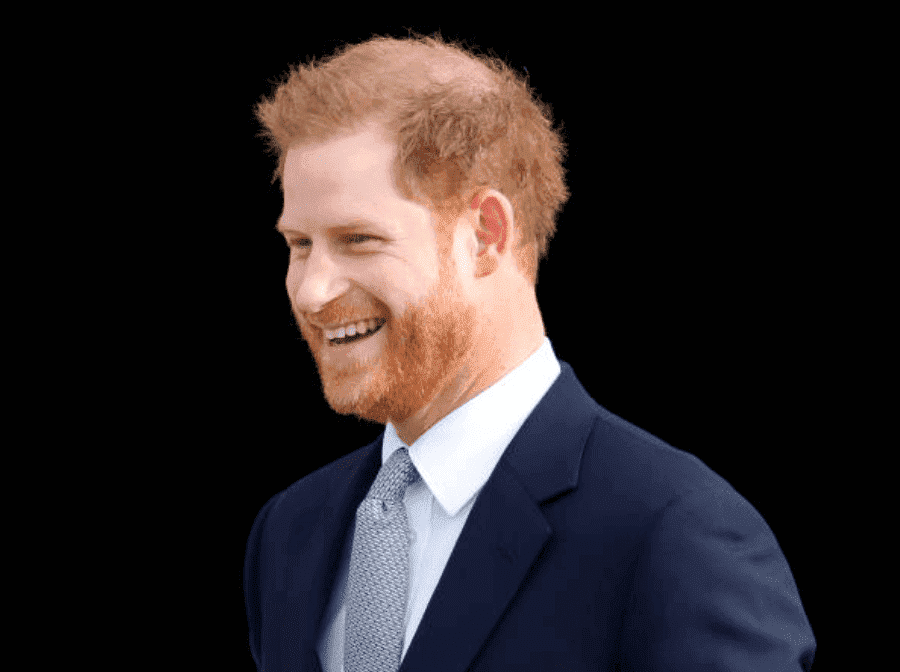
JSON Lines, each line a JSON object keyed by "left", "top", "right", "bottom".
{"left": 469, "top": 189, "right": 514, "bottom": 278}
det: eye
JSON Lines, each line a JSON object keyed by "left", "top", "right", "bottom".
{"left": 286, "top": 235, "right": 378, "bottom": 253}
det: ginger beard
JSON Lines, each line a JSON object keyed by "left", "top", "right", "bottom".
{"left": 294, "top": 233, "right": 478, "bottom": 428}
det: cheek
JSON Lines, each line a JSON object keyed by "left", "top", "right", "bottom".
{"left": 368, "top": 271, "right": 428, "bottom": 316}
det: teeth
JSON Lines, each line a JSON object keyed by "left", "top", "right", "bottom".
{"left": 325, "top": 318, "right": 382, "bottom": 341}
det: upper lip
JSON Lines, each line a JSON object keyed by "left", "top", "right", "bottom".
{"left": 314, "top": 317, "right": 385, "bottom": 331}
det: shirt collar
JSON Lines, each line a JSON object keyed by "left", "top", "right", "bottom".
{"left": 381, "top": 336, "right": 562, "bottom": 517}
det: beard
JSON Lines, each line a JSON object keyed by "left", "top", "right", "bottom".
{"left": 294, "top": 250, "right": 478, "bottom": 428}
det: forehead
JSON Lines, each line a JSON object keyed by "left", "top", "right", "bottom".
{"left": 279, "top": 125, "right": 436, "bottom": 239}
{"left": 285, "top": 125, "right": 395, "bottom": 189}
{"left": 282, "top": 128, "right": 394, "bottom": 217}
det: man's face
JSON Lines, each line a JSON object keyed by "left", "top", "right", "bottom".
{"left": 279, "top": 123, "right": 478, "bottom": 428}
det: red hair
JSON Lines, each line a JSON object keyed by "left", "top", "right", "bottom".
{"left": 254, "top": 30, "right": 571, "bottom": 285}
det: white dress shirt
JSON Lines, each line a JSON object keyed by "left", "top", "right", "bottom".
{"left": 316, "top": 336, "right": 562, "bottom": 671}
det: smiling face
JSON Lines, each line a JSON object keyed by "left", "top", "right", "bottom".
{"left": 278, "top": 122, "right": 480, "bottom": 435}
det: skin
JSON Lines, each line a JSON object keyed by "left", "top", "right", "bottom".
{"left": 278, "top": 120, "right": 547, "bottom": 447}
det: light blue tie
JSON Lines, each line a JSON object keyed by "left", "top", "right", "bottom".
{"left": 344, "top": 447, "right": 420, "bottom": 672}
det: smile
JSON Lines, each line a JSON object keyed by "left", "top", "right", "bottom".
{"left": 326, "top": 320, "right": 385, "bottom": 347}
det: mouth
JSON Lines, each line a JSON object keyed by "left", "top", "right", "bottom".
{"left": 325, "top": 319, "right": 386, "bottom": 347}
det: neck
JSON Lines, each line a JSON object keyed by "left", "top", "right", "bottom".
{"left": 393, "top": 304, "right": 546, "bottom": 447}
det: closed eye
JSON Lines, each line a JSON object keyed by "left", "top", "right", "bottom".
{"left": 287, "top": 234, "right": 379, "bottom": 250}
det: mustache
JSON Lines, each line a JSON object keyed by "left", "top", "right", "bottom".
{"left": 308, "top": 308, "right": 381, "bottom": 326}
{"left": 290, "top": 305, "right": 380, "bottom": 332}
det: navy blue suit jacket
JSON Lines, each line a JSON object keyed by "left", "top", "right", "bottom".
{"left": 244, "top": 360, "right": 816, "bottom": 670}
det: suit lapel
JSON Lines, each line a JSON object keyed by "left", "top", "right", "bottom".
{"left": 286, "top": 362, "right": 594, "bottom": 671}
{"left": 399, "top": 362, "right": 595, "bottom": 672}
{"left": 284, "top": 439, "right": 383, "bottom": 669}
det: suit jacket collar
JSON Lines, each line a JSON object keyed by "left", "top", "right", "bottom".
{"left": 288, "top": 359, "right": 597, "bottom": 672}
{"left": 382, "top": 335, "right": 562, "bottom": 518}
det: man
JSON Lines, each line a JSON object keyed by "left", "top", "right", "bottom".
{"left": 244, "top": 33, "right": 816, "bottom": 671}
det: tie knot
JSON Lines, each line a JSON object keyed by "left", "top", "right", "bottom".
{"left": 368, "top": 447, "right": 420, "bottom": 503}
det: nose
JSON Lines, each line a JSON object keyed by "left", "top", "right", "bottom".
{"left": 286, "top": 246, "right": 351, "bottom": 317}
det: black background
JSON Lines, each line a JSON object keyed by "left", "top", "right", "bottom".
{"left": 157, "top": 17, "right": 834, "bottom": 669}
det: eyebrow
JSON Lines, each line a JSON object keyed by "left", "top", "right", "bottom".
{"left": 274, "top": 217, "right": 385, "bottom": 235}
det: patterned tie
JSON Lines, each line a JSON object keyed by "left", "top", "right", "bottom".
{"left": 344, "top": 447, "right": 421, "bottom": 672}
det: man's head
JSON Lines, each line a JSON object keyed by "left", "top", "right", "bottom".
{"left": 257, "top": 33, "right": 571, "bottom": 444}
